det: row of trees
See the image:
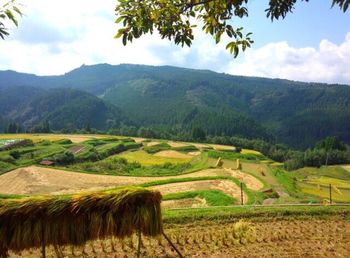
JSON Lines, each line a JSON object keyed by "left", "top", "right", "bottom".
{"left": 206, "top": 135, "right": 350, "bottom": 170}
{"left": 3, "top": 120, "right": 51, "bottom": 134}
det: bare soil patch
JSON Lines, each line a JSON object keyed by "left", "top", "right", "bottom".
{"left": 154, "top": 150, "right": 191, "bottom": 159}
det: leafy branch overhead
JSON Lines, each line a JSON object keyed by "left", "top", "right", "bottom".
{"left": 115, "top": 0, "right": 350, "bottom": 57}
{"left": 0, "top": 0, "right": 22, "bottom": 39}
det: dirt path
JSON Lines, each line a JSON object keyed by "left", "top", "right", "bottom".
{"left": 0, "top": 167, "right": 260, "bottom": 195}
{"left": 151, "top": 180, "right": 247, "bottom": 203}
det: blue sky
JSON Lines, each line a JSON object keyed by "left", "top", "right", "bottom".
{"left": 244, "top": 1, "right": 350, "bottom": 48}
{"left": 0, "top": 0, "right": 350, "bottom": 84}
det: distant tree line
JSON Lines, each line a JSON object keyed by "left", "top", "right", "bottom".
{"left": 206, "top": 135, "right": 349, "bottom": 170}
{"left": 3, "top": 120, "right": 51, "bottom": 134}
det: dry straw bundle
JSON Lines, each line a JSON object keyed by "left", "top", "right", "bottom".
{"left": 0, "top": 187, "right": 162, "bottom": 257}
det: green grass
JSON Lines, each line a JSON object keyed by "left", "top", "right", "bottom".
{"left": 207, "top": 150, "right": 266, "bottom": 162}
{"left": 0, "top": 161, "right": 15, "bottom": 175}
{"left": 163, "top": 190, "right": 237, "bottom": 206}
{"left": 139, "top": 176, "right": 264, "bottom": 205}
{"left": 172, "top": 145, "right": 198, "bottom": 153}
{"left": 144, "top": 142, "right": 172, "bottom": 154}
{"left": 295, "top": 166, "right": 350, "bottom": 181}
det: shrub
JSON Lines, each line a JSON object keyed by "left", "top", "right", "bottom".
{"left": 53, "top": 151, "right": 75, "bottom": 165}
{"left": 9, "top": 151, "right": 20, "bottom": 159}
{"left": 144, "top": 143, "right": 171, "bottom": 154}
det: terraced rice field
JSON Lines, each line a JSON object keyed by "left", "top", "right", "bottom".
{"left": 118, "top": 150, "right": 191, "bottom": 166}
{"left": 0, "top": 165, "right": 262, "bottom": 206}
{"left": 0, "top": 134, "right": 114, "bottom": 143}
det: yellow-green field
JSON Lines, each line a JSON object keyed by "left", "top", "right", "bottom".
{"left": 117, "top": 150, "right": 192, "bottom": 166}
{"left": 306, "top": 176, "right": 350, "bottom": 189}
{"left": 241, "top": 149, "right": 262, "bottom": 155}
{"left": 0, "top": 133, "right": 113, "bottom": 143}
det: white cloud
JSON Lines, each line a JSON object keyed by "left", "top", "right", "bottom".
{"left": 226, "top": 33, "right": 350, "bottom": 84}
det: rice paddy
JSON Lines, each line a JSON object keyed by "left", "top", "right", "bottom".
{"left": 1, "top": 134, "right": 350, "bottom": 256}
{"left": 117, "top": 150, "right": 191, "bottom": 166}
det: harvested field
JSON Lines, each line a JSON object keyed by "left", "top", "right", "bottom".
{"left": 0, "top": 166, "right": 151, "bottom": 195}
{"left": 162, "top": 198, "right": 207, "bottom": 208}
{"left": 167, "top": 141, "right": 190, "bottom": 148}
{"left": 0, "top": 167, "right": 261, "bottom": 195}
{"left": 210, "top": 144, "right": 235, "bottom": 151}
{"left": 188, "top": 151, "right": 201, "bottom": 156}
{"left": 131, "top": 137, "right": 145, "bottom": 143}
{"left": 224, "top": 168, "right": 264, "bottom": 191}
{"left": 145, "top": 141, "right": 161, "bottom": 147}
{"left": 151, "top": 180, "right": 247, "bottom": 203}
{"left": 68, "top": 144, "right": 85, "bottom": 154}
{"left": 192, "top": 143, "right": 211, "bottom": 149}
{"left": 9, "top": 216, "right": 349, "bottom": 258}
{"left": 153, "top": 150, "right": 191, "bottom": 159}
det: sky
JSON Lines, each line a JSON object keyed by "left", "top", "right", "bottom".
{"left": 1, "top": 0, "right": 350, "bottom": 84}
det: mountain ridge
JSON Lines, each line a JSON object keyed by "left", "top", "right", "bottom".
{"left": 1, "top": 64, "right": 349, "bottom": 148}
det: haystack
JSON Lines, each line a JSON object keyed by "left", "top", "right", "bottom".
{"left": 0, "top": 187, "right": 162, "bottom": 258}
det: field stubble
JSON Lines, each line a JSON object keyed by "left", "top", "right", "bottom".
{"left": 8, "top": 216, "right": 350, "bottom": 257}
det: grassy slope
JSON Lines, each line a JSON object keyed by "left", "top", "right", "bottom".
{"left": 163, "top": 190, "right": 237, "bottom": 206}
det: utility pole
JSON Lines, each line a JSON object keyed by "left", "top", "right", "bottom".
{"left": 240, "top": 182, "right": 244, "bottom": 205}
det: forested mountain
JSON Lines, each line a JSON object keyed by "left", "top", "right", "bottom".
{"left": 1, "top": 64, "right": 349, "bottom": 148}
{"left": 0, "top": 86, "right": 127, "bottom": 131}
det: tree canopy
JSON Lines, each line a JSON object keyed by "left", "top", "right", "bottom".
{"left": 115, "top": 0, "right": 350, "bottom": 57}
{"left": 0, "top": 0, "right": 22, "bottom": 39}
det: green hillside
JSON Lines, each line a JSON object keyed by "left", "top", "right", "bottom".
{"left": 1, "top": 64, "right": 350, "bottom": 148}
{"left": 0, "top": 86, "right": 127, "bottom": 131}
